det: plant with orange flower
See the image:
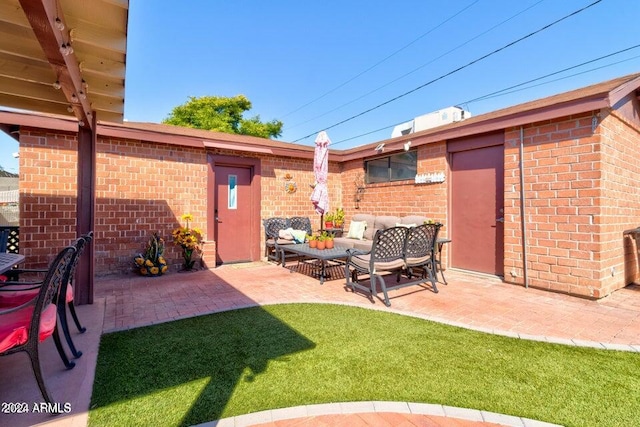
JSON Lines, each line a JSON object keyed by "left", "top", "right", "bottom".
{"left": 134, "top": 232, "right": 168, "bottom": 276}
{"left": 172, "top": 213, "right": 203, "bottom": 270}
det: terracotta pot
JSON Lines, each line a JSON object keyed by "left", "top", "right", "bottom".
{"left": 316, "top": 240, "right": 326, "bottom": 250}
{"left": 325, "top": 221, "right": 334, "bottom": 229}
{"left": 325, "top": 239, "right": 334, "bottom": 249}
{"left": 308, "top": 239, "right": 317, "bottom": 249}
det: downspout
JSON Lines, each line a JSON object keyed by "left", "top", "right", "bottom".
{"left": 519, "top": 126, "right": 529, "bottom": 288}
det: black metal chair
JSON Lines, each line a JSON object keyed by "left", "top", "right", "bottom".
{"left": 345, "top": 226, "right": 409, "bottom": 307}
{"left": 0, "top": 228, "right": 8, "bottom": 253}
{"left": 403, "top": 223, "right": 442, "bottom": 292}
{"left": 263, "top": 217, "right": 293, "bottom": 265}
{"left": 57, "top": 233, "right": 92, "bottom": 359}
{"left": 0, "top": 245, "right": 76, "bottom": 405}
{"left": 0, "top": 233, "right": 92, "bottom": 362}
{"left": 290, "top": 217, "right": 312, "bottom": 236}
{"left": 64, "top": 232, "right": 92, "bottom": 338}
{"left": 0, "top": 226, "right": 19, "bottom": 254}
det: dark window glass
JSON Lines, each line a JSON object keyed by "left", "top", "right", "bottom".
{"left": 365, "top": 150, "right": 417, "bottom": 183}
{"left": 366, "top": 157, "right": 389, "bottom": 183}
{"left": 390, "top": 151, "right": 417, "bottom": 181}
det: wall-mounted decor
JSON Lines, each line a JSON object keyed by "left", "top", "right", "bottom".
{"left": 285, "top": 181, "right": 297, "bottom": 194}
{"left": 415, "top": 172, "right": 445, "bottom": 184}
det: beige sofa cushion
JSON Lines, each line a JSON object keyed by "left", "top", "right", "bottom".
{"left": 334, "top": 237, "right": 373, "bottom": 251}
{"left": 374, "top": 216, "right": 402, "bottom": 233}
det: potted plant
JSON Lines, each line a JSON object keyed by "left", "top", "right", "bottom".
{"left": 324, "top": 212, "right": 335, "bottom": 229}
{"left": 316, "top": 233, "right": 326, "bottom": 250}
{"left": 134, "top": 232, "right": 168, "bottom": 276}
{"left": 323, "top": 231, "right": 335, "bottom": 249}
{"left": 307, "top": 234, "right": 317, "bottom": 249}
{"left": 172, "top": 213, "right": 203, "bottom": 271}
{"left": 333, "top": 208, "right": 345, "bottom": 228}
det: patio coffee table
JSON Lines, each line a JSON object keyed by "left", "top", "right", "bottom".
{"left": 282, "top": 243, "right": 350, "bottom": 285}
{"left": 0, "top": 252, "right": 25, "bottom": 274}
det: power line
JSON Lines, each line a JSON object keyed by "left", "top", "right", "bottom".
{"left": 329, "top": 45, "right": 639, "bottom": 147}
{"left": 286, "top": 0, "right": 546, "bottom": 132}
{"left": 279, "top": 0, "right": 481, "bottom": 119}
{"left": 465, "top": 54, "right": 640, "bottom": 103}
{"left": 293, "top": 0, "right": 603, "bottom": 142}
{"left": 461, "top": 45, "right": 640, "bottom": 104}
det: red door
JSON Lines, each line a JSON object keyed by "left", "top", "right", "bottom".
{"left": 450, "top": 144, "right": 504, "bottom": 276}
{"left": 215, "top": 165, "right": 253, "bottom": 264}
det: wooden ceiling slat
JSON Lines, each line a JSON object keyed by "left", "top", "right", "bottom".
{"left": 0, "top": 74, "right": 65, "bottom": 103}
{"left": 0, "top": 0, "right": 127, "bottom": 124}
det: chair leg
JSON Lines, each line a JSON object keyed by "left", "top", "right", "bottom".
{"left": 69, "top": 301, "right": 86, "bottom": 333}
{"left": 25, "top": 345, "right": 55, "bottom": 405}
{"left": 375, "top": 275, "right": 391, "bottom": 307}
{"left": 427, "top": 261, "right": 439, "bottom": 294}
{"left": 52, "top": 326, "right": 75, "bottom": 369}
{"left": 58, "top": 304, "right": 83, "bottom": 358}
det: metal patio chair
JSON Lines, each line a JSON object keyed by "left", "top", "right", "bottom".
{"left": 345, "top": 226, "right": 409, "bottom": 307}
{"left": 0, "top": 245, "right": 76, "bottom": 405}
{"left": 403, "top": 223, "right": 442, "bottom": 293}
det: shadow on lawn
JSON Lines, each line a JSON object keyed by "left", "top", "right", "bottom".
{"left": 91, "top": 268, "right": 315, "bottom": 426}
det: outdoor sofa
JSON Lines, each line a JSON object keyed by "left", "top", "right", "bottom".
{"left": 333, "top": 213, "right": 431, "bottom": 251}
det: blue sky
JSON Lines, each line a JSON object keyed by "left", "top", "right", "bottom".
{"left": 2, "top": 0, "right": 639, "bottom": 173}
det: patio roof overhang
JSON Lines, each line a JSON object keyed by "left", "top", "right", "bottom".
{"left": 0, "top": 0, "right": 129, "bottom": 305}
{"left": 0, "top": 0, "right": 128, "bottom": 130}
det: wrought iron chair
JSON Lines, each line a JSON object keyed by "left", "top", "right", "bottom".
{"left": 403, "top": 223, "right": 442, "bottom": 293}
{"left": 345, "top": 226, "right": 409, "bottom": 307}
{"left": 64, "top": 232, "right": 93, "bottom": 337}
{"left": 263, "top": 217, "right": 294, "bottom": 265}
{"left": 0, "top": 228, "right": 8, "bottom": 253}
{"left": 290, "top": 216, "right": 312, "bottom": 236}
{"left": 0, "top": 245, "right": 76, "bottom": 405}
{"left": 0, "top": 233, "right": 92, "bottom": 361}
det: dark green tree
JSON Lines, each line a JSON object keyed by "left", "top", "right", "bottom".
{"left": 162, "top": 95, "right": 283, "bottom": 138}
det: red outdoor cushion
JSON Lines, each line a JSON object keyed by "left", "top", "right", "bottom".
{"left": 0, "top": 287, "right": 38, "bottom": 309}
{"left": 0, "top": 303, "right": 57, "bottom": 353}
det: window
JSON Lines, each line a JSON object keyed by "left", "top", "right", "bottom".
{"left": 365, "top": 151, "right": 417, "bottom": 183}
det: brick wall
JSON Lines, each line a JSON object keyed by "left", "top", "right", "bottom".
{"left": 340, "top": 140, "right": 450, "bottom": 265}
{"left": 599, "top": 110, "right": 640, "bottom": 295}
{"left": 19, "top": 130, "right": 78, "bottom": 268}
{"left": 504, "top": 110, "right": 640, "bottom": 298}
{"left": 18, "top": 109, "right": 640, "bottom": 298}
{"left": 19, "top": 128, "right": 209, "bottom": 275}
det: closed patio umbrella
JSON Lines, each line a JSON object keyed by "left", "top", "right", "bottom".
{"left": 310, "top": 131, "right": 330, "bottom": 228}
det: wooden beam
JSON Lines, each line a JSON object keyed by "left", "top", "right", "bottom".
{"left": 75, "top": 113, "right": 97, "bottom": 305}
{"left": 19, "top": 0, "right": 93, "bottom": 130}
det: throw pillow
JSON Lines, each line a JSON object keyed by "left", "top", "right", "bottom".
{"left": 347, "top": 220, "right": 367, "bottom": 240}
{"left": 291, "top": 229, "right": 307, "bottom": 243}
{"left": 278, "top": 228, "right": 294, "bottom": 240}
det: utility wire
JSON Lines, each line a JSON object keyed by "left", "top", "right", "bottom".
{"left": 293, "top": 0, "right": 603, "bottom": 142}
{"left": 286, "top": 0, "right": 546, "bottom": 132}
{"left": 462, "top": 44, "right": 640, "bottom": 104}
{"left": 279, "top": 0, "right": 481, "bottom": 119}
{"left": 329, "top": 45, "right": 639, "bottom": 147}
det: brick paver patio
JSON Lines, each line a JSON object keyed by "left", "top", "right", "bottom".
{"left": 3, "top": 261, "right": 639, "bottom": 427}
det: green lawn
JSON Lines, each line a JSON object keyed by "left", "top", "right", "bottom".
{"left": 89, "top": 303, "right": 640, "bottom": 427}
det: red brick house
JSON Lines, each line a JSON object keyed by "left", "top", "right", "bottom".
{"left": 1, "top": 72, "right": 640, "bottom": 300}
